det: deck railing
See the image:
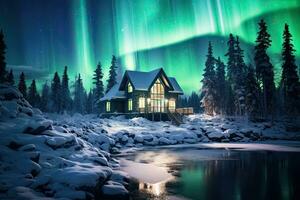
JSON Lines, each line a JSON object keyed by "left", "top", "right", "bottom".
{"left": 175, "top": 107, "right": 194, "bottom": 115}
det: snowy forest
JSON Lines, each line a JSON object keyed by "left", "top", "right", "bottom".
{"left": 0, "top": 19, "right": 300, "bottom": 121}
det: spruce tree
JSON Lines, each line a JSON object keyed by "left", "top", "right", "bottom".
{"left": 245, "top": 64, "right": 261, "bottom": 119}
{"left": 226, "top": 34, "right": 236, "bottom": 84}
{"left": 201, "top": 42, "right": 217, "bottom": 115}
{"left": 28, "top": 80, "right": 40, "bottom": 107}
{"left": 51, "top": 72, "right": 61, "bottom": 113}
{"left": 215, "top": 57, "right": 226, "bottom": 114}
{"left": 86, "top": 89, "right": 94, "bottom": 114}
{"left": 40, "top": 82, "right": 50, "bottom": 112}
{"left": 254, "top": 19, "right": 276, "bottom": 118}
{"left": 280, "top": 24, "right": 300, "bottom": 116}
{"left": 234, "top": 36, "right": 246, "bottom": 115}
{"left": 7, "top": 69, "right": 14, "bottom": 85}
{"left": 73, "top": 74, "right": 85, "bottom": 114}
{"left": 0, "top": 30, "right": 7, "bottom": 83}
{"left": 61, "top": 66, "right": 71, "bottom": 112}
{"left": 18, "top": 72, "right": 27, "bottom": 98}
{"left": 93, "top": 62, "right": 104, "bottom": 112}
{"left": 188, "top": 92, "right": 201, "bottom": 113}
{"left": 106, "top": 55, "right": 117, "bottom": 93}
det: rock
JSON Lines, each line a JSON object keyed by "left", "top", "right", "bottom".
{"left": 134, "top": 135, "right": 144, "bottom": 143}
{"left": 158, "top": 137, "right": 172, "bottom": 145}
{"left": 101, "top": 182, "right": 129, "bottom": 200}
{"left": 23, "top": 120, "right": 53, "bottom": 135}
{"left": 19, "top": 144, "right": 36, "bottom": 152}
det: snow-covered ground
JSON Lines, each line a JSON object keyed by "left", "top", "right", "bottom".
{"left": 0, "top": 84, "right": 299, "bottom": 200}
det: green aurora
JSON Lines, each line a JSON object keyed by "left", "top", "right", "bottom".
{"left": 1, "top": 0, "right": 300, "bottom": 94}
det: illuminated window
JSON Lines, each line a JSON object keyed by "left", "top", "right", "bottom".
{"left": 168, "top": 98, "right": 176, "bottom": 112}
{"left": 106, "top": 101, "right": 111, "bottom": 112}
{"left": 150, "top": 79, "right": 165, "bottom": 112}
{"left": 128, "top": 99, "right": 132, "bottom": 111}
{"left": 128, "top": 82, "right": 133, "bottom": 93}
{"left": 139, "top": 97, "right": 145, "bottom": 108}
{"left": 139, "top": 97, "right": 145, "bottom": 113}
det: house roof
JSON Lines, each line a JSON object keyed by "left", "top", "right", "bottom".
{"left": 168, "top": 77, "right": 184, "bottom": 94}
{"left": 125, "top": 68, "right": 161, "bottom": 91}
{"left": 99, "top": 83, "right": 125, "bottom": 101}
{"left": 100, "top": 68, "right": 183, "bottom": 101}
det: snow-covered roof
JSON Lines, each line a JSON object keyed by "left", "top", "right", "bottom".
{"left": 101, "top": 68, "right": 183, "bottom": 101}
{"left": 100, "top": 83, "right": 125, "bottom": 101}
{"left": 168, "top": 77, "right": 184, "bottom": 94}
{"left": 125, "top": 68, "right": 161, "bottom": 91}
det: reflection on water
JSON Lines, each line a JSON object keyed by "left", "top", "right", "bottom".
{"left": 138, "top": 181, "right": 166, "bottom": 196}
{"left": 121, "top": 144, "right": 300, "bottom": 200}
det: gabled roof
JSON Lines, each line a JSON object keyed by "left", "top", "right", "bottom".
{"left": 100, "top": 68, "right": 183, "bottom": 101}
{"left": 168, "top": 77, "right": 184, "bottom": 94}
{"left": 119, "top": 68, "right": 174, "bottom": 91}
{"left": 99, "top": 82, "right": 125, "bottom": 101}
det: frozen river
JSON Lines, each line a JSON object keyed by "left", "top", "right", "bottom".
{"left": 119, "top": 142, "right": 300, "bottom": 200}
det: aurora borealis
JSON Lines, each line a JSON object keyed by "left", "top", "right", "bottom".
{"left": 0, "top": 0, "right": 299, "bottom": 94}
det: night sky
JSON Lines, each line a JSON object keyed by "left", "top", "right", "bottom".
{"left": 0, "top": 0, "right": 300, "bottom": 93}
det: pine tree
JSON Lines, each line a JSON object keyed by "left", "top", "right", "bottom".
{"left": 27, "top": 80, "right": 40, "bottom": 107}
{"left": 234, "top": 36, "right": 246, "bottom": 115}
{"left": 93, "top": 62, "right": 104, "bottom": 112}
{"left": 51, "top": 72, "right": 61, "bottom": 113}
{"left": 0, "top": 30, "right": 7, "bottom": 83}
{"left": 280, "top": 24, "right": 300, "bottom": 116}
{"left": 18, "top": 72, "right": 27, "bottom": 98}
{"left": 200, "top": 42, "right": 217, "bottom": 115}
{"left": 86, "top": 89, "right": 94, "bottom": 114}
{"left": 106, "top": 55, "right": 118, "bottom": 93}
{"left": 61, "top": 66, "right": 72, "bottom": 112}
{"left": 188, "top": 92, "right": 201, "bottom": 113}
{"left": 245, "top": 64, "right": 261, "bottom": 119}
{"left": 73, "top": 74, "right": 85, "bottom": 114}
{"left": 40, "top": 82, "right": 50, "bottom": 112}
{"left": 254, "top": 19, "right": 276, "bottom": 118}
{"left": 226, "top": 34, "right": 236, "bottom": 84}
{"left": 215, "top": 57, "right": 226, "bottom": 114}
{"left": 7, "top": 69, "right": 14, "bottom": 85}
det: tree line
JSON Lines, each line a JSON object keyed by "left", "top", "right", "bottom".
{"left": 0, "top": 29, "right": 118, "bottom": 114}
{"left": 200, "top": 20, "right": 300, "bottom": 120}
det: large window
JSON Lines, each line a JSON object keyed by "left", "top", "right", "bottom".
{"left": 150, "top": 79, "right": 165, "bottom": 112}
{"left": 139, "top": 97, "right": 145, "bottom": 113}
{"left": 128, "top": 82, "right": 133, "bottom": 93}
{"left": 106, "top": 101, "right": 111, "bottom": 112}
{"left": 168, "top": 98, "right": 176, "bottom": 112}
{"left": 128, "top": 99, "right": 132, "bottom": 111}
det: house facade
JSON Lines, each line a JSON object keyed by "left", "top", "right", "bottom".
{"left": 100, "top": 68, "right": 184, "bottom": 115}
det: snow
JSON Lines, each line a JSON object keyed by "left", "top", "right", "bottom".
{"left": 1, "top": 84, "right": 299, "bottom": 199}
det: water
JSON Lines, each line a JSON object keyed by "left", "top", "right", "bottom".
{"left": 119, "top": 143, "right": 300, "bottom": 200}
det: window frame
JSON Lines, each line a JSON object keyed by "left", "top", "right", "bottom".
{"left": 127, "top": 82, "right": 133, "bottom": 93}
{"left": 128, "top": 98, "right": 133, "bottom": 111}
{"left": 106, "top": 101, "right": 111, "bottom": 112}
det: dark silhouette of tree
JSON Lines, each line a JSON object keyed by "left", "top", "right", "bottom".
{"left": 51, "top": 72, "right": 61, "bottom": 113}
{"left": 245, "top": 64, "right": 261, "bottom": 119}
{"left": 226, "top": 34, "right": 236, "bottom": 84}
{"left": 61, "top": 66, "right": 72, "bottom": 112}
{"left": 93, "top": 62, "right": 104, "bottom": 112}
{"left": 0, "top": 30, "right": 7, "bottom": 83}
{"left": 86, "top": 89, "right": 94, "bottom": 114}
{"left": 7, "top": 69, "right": 14, "bottom": 85}
{"left": 201, "top": 42, "right": 217, "bottom": 115}
{"left": 234, "top": 36, "right": 246, "bottom": 115}
{"left": 18, "top": 72, "right": 27, "bottom": 98}
{"left": 280, "top": 23, "right": 300, "bottom": 116}
{"left": 254, "top": 19, "right": 276, "bottom": 118}
{"left": 188, "top": 92, "right": 201, "bottom": 113}
{"left": 73, "top": 74, "right": 86, "bottom": 114}
{"left": 27, "top": 80, "right": 40, "bottom": 107}
{"left": 215, "top": 57, "right": 226, "bottom": 114}
{"left": 106, "top": 55, "right": 118, "bottom": 93}
{"left": 40, "top": 82, "right": 50, "bottom": 112}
